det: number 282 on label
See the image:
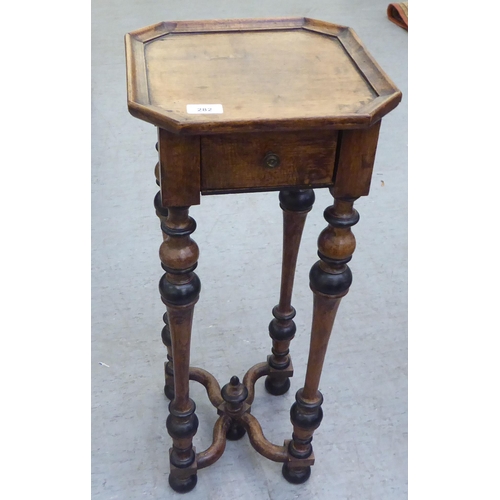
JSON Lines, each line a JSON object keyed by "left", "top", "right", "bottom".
{"left": 186, "top": 104, "right": 224, "bottom": 114}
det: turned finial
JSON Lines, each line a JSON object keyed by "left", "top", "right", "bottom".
{"left": 221, "top": 375, "right": 248, "bottom": 408}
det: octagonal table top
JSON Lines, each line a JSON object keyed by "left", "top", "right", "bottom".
{"left": 125, "top": 18, "right": 402, "bottom": 134}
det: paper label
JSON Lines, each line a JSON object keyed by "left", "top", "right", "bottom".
{"left": 186, "top": 104, "right": 223, "bottom": 114}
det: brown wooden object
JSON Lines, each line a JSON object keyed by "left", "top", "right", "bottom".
{"left": 125, "top": 17, "right": 401, "bottom": 493}
{"left": 265, "top": 189, "right": 315, "bottom": 396}
{"left": 153, "top": 147, "right": 175, "bottom": 401}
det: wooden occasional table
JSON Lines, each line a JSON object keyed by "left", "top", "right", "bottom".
{"left": 125, "top": 17, "right": 401, "bottom": 493}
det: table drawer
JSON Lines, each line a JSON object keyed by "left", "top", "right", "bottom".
{"left": 201, "top": 130, "right": 338, "bottom": 193}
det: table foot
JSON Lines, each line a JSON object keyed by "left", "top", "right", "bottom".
{"left": 168, "top": 472, "right": 197, "bottom": 493}
{"left": 282, "top": 463, "right": 311, "bottom": 484}
{"left": 265, "top": 375, "right": 291, "bottom": 396}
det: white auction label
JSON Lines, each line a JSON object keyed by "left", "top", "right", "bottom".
{"left": 186, "top": 104, "right": 223, "bottom": 114}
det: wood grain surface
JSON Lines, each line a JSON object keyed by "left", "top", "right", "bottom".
{"left": 125, "top": 18, "right": 402, "bottom": 134}
{"left": 201, "top": 130, "right": 337, "bottom": 192}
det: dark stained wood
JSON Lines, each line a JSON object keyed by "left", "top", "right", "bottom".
{"left": 158, "top": 129, "right": 200, "bottom": 207}
{"left": 240, "top": 413, "right": 289, "bottom": 462}
{"left": 159, "top": 207, "right": 201, "bottom": 493}
{"left": 333, "top": 121, "right": 381, "bottom": 198}
{"left": 242, "top": 361, "right": 269, "bottom": 406}
{"left": 301, "top": 296, "right": 342, "bottom": 400}
{"left": 201, "top": 132, "right": 336, "bottom": 192}
{"left": 188, "top": 367, "right": 223, "bottom": 408}
{"left": 154, "top": 160, "right": 173, "bottom": 399}
{"left": 126, "top": 16, "right": 402, "bottom": 492}
{"left": 153, "top": 191, "right": 168, "bottom": 238}
{"left": 154, "top": 191, "right": 175, "bottom": 399}
{"left": 220, "top": 376, "right": 249, "bottom": 440}
{"left": 265, "top": 189, "right": 315, "bottom": 396}
{"left": 161, "top": 311, "right": 174, "bottom": 400}
{"left": 154, "top": 162, "right": 160, "bottom": 187}
{"left": 167, "top": 305, "right": 197, "bottom": 411}
{"left": 196, "top": 415, "right": 231, "bottom": 469}
{"left": 277, "top": 191, "right": 315, "bottom": 312}
{"left": 283, "top": 193, "right": 359, "bottom": 484}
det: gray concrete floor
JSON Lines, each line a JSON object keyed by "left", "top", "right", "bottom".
{"left": 92, "top": 1, "right": 407, "bottom": 498}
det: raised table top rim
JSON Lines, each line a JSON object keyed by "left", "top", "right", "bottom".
{"left": 125, "top": 17, "right": 402, "bottom": 135}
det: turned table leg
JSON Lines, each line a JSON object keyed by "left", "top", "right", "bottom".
{"left": 265, "top": 189, "right": 315, "bottom": 396}
{"left": 159, "top": 207, "right": 200, "bottom": 493}
{"left": 283, "top": 191, "right": 359, "bottom": 483}
{"left": 154, "top": 154, "right": 175, "bottom": 400}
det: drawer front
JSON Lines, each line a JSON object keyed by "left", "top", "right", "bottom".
{"left": 201, "top": 130, "right": 337, "bottom": 193}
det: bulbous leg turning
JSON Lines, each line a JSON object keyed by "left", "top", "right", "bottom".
{"left": 158, "top": 207, "right": 201, "bottom": 492}
{"left": 284, "top": 192, "right": 360, "bottom": 483}
{"left": 154, "top": 179, "right": 175, "bottom": 401}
